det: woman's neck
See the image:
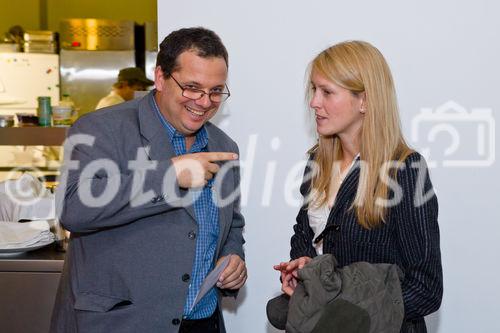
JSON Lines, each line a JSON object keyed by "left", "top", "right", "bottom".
{"left": 338, "top": 137, "right": 360, "bottom": 171}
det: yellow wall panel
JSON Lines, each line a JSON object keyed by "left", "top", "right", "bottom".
{"left": 47, "top": 0, "right": 157, "bottom": 31}
{"left": 0, "top": 0, "right": 156, "bottom": 37}
{"left": 0, "top": 0, "right": 40, "bottom": 38}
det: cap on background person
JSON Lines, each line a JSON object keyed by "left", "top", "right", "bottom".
{"left": 96, "top": 67, "right": 155, "bottom": 110}
{"left": 116, "top": 67, "right": 154, "bottom": 87}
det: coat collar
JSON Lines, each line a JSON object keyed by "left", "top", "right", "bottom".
{"left": 138, "top": 91, "right": 175, "bottom": 161}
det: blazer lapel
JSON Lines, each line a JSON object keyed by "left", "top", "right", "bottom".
{"left": 138, "top": 92, "right": 174, "bottom": 160}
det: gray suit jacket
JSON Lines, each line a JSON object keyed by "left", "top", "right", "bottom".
{"left": 50, "top": 92, "right": 245, "bottom": 333}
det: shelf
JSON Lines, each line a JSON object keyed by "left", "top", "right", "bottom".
{"left": 0, "top": 166, "right": 61, "bottom": 172}
{"left": 0, "top": 127, "right": 69, "bottom": 146}
{"left": 0, "top": 243, "right": 65, "bottom": 272}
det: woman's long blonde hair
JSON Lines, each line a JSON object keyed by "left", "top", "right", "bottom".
{"left": 307, "top": 40, "right": 412, "bottom": 229}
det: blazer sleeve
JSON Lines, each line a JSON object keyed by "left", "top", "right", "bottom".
{"left": 218, "top": 143, "right": 245, "bottom": 261}
{"left": 393, "top": 152, "right": 443, "bottom": 319}
{"left": 56, "top": 115, "right": 183, "bottom": 233}
{"left": 216, "top": 142, "right": 245, "bottom": 298}
{"left": 290, "top": 155, "right": 318, "bottom": 260}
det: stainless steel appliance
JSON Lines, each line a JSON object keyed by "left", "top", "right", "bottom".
{"left": 59, "top": 19, "right": 136, "bottom": 115}
{"left": 23, "top": 31, "right": 58, "bottom": 54}
{"left": 0, "top": 246, "right": 64, "bottom": 333}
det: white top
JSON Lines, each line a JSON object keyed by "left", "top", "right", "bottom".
{"left": 308, "top": 203, "right": 330, "bottom": 255}
{"left": 307, "top": 154, "right": 360, "bottom": 255}
{"left": 95, "top": 91, "right": 125, "bottom": 110}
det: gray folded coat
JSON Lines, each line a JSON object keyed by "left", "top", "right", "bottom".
{"left": 267, "top": 254, "right": 405, "bottom": 333}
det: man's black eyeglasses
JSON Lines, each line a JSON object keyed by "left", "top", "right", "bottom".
{"left": 169, "top": 74, "right": 230, "bottom": 103}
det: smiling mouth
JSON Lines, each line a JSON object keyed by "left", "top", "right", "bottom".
{"left": 186, "top": 106, "right": 206, "bottom": 116}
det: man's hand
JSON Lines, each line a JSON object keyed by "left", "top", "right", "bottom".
{"left": 273, "top": 256, "right": 312, "bottom": 296}
{"left": 216, "top": 254, "right": 247, "bottom": 290}
{"left": 172, "top": 152, "right": 238, "bottom": 188}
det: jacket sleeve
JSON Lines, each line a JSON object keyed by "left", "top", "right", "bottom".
{"left": 290, "top": 156, "right": 318, "bottom": 260}
{"left": 218, "top": 143, "right": 245, "bottom": 261}
{"left": 217, "top": 143, "right": 245, "bottom": 298}
{"left": 393, "top": 153, "right": 443, "bottom": 319}
{"left": 56, "top": 115, "right": 183, "bottom": 233}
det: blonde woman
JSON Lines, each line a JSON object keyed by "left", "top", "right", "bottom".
{"left": 274, "top": 41, "right": 442, "bottom": 332}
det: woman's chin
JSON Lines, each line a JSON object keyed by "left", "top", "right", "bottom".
{"left": 316, "top": 127, "right": 336, "bottom": 137}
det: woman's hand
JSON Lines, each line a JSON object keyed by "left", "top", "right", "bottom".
{"left": 273, "top": 256, "right": 312, "bottom": 296}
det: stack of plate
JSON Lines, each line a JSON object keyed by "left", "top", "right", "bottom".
{"left": 0, "top": 220, "right": 54, "bottom": 253}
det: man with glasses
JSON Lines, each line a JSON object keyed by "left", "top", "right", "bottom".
{"left": 51, "top": 27, "right": 246, "bottom": 333}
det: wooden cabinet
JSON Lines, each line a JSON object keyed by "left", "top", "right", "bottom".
{"left": 0, "top": 127, "right": 69, "bottom": 146}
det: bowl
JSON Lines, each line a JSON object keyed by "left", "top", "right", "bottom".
{"left": 0, "top": 115, "right": 15, "bottom": 127}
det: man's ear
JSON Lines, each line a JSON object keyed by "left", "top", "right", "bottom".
{"left": 154, "top": 66, "right": 165, "bottom": 91}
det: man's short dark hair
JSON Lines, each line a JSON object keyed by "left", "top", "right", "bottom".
{"left": 156, "top": 27, "right": 228, "bottom": 77}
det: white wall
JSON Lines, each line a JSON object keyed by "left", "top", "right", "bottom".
{"left": 157, "top": 1, "right": 500, "bottom": 332}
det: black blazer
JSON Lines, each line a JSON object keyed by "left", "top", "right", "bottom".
{"left": 290, "top": 152, "right": 443, "bottom": 332}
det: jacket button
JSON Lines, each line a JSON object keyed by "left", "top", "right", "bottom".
{"left": 188, "top": 231, "right": 196, "bottom": 240}
{"left": 172, "top": 318, "right": 180, "bottom": 325}
{"left": 182, "top": 273, "right": 190, "bottom": 282}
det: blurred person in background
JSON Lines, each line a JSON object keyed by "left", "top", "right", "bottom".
{"left": 95, "top": 67, "right": 154, "bottom": 109}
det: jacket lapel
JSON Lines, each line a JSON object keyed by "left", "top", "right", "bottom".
{"left": 138, "top": 91, "right": 174, "bottom": 160}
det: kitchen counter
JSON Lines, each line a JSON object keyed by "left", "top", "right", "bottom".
{"left": 0, "top": 242, "right": 65, "bottom": 333}
{"left": 0, "top": 242, "right": 65, "bottom": 271}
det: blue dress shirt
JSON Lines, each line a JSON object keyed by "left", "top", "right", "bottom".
{"left": 150, "top": 94, "right": 219, "bottom": 319}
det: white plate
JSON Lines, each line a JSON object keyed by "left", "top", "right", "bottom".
{"left": 0, "top": 236, "right": 55, "bottom": 254}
